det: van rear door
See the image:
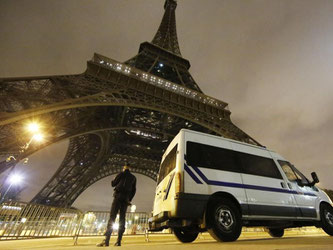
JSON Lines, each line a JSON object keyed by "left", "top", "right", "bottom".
{"left": 153, "top": 144, "right": 178, "bottom": 217}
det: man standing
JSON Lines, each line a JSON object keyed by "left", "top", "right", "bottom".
{"left": 97, "top": 164, "right": 136, "bottom": 247}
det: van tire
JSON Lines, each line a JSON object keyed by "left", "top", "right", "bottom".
{"left": 268, "top": 228, "right": 284, "bottom": 238}
{"left": 207, "top": 198, "right": 242, "bottom": 242}
{"left": 173, "top": 228, "right": 198, "bottom": 243}
{"left": 320, "top": 203, "right": 333, "bottom": 236}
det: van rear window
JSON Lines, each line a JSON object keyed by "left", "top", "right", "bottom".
{"left": 186, "top": 141, "right": 241, "bottom": 172}
{"left": 157, "top": 144, "right": 178, "bottom": 185}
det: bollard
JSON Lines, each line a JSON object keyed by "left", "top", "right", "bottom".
{"left": 73, "top": 214, "right": 84, "bottom": 246}
{"left": 145, "top": 228, "right": 149, "bottom": 242}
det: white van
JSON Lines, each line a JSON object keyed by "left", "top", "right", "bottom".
{"left": 149, "top": 129, "right": 333, "bottom": 242}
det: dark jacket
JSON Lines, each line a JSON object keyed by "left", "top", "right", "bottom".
{"left": 111, "top": 169, "right": 136, "bottom": 202}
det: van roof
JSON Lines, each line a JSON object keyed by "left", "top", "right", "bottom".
{"left": 180, "top": 128, "right": 276, "bottom": 153}
{"left": 161, "top": 129, "right": 286, "bottom": 163}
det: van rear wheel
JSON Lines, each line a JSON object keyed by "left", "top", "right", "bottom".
{"left": 207, "top": 198, "right": 242, "bottom": 242}
{"left": 173, "top": 227, "right": 198, "bottom": 243}
{"left": 268, "top": 228, "right": 284, "bottom": 238}
{"left": 320, "top": 203, "right": 333, "bottom": 236}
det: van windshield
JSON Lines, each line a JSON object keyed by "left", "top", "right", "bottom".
{"left": 157, "top": 144, "right": 177, "bottom": 185}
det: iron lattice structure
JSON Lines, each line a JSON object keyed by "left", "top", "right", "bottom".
{"left": 0, "top": 0, "right": 260, "bottom": 207}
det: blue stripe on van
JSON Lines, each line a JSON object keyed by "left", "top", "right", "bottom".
{"left": 189, "top": 165, "right": 317, "bottom": 197}
{"left": 184, "top": 164, "right": 203, "bottom": 184}
{"left": 164, "top": 172, "right": 175, "bottom": 201}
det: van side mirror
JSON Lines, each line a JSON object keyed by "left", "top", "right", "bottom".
{"left": 296, "top": 179, "right": 304, "bottom": 187}
{"left": 311, "top": 172, "right": 319, "bottom": 185}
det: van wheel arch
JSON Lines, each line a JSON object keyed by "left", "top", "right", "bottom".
{"left": 320, "top": 201, "right": 333, "bottom": 219}
{"left": 320, "top": 201, "right": 333, "bottom": 209}
{"left": 204, "top": 193, "right": 243, "bottom": 241}
{"left": 205, "top": 192, "right": 242, "bottom": 225}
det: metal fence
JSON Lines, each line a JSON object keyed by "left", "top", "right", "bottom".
{"left": 0, "top": 201, "right": 324, "bottom": 241}
{"left": 0, "top": 201, "right": 82, "bottom": 240}
{"left": 0, "top": 201, "right": 150, "bottom": 240}
{"left": 78, "top": 211, "right": 149, "bottom": 236}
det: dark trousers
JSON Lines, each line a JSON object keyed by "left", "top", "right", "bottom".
{"left": 105, "top": 198, "right": 128, "bottom": 242}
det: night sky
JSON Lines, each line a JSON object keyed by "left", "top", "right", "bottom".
{"left": 1, "top": 0, "right": 333, "bottom": 212}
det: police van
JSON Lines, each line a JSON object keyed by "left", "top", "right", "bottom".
{"left": 149, "top": 129, "right": 333, "bottom": 242}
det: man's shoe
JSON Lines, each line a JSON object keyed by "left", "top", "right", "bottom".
{"left": 114, "top": 241, "right": 121, "bottom": 246}
{"left": 96, "top": 240, "right": 109, "bottom": 247}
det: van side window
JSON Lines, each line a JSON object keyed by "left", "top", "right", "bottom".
{"left": 238, "top": 152, "right": 283, "bottom": 179}
{"left": 278, "top": 160, "right": 309, "bottom": 185}
{"left": 186, "top": 142, "right": 241, "bottom": 172}
{"left": 158, "top": 144, "right": 178, "bottom": 185}
{"left": 278, "top": 161, "right": 298, "bottom": 181}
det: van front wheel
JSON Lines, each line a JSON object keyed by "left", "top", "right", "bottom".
{"left": 207, "top": 198, "right": 242, "bottom": 242}
{"left": 173, "top": 227, "right": 198, "bottom": 243}
{"left": 321, "top": 203, "right": 333, "bottom": 236}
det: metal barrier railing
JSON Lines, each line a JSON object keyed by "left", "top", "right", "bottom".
{"left": 0, "top": 201, "right": 151, "bottom": 240}
{"left": 0, "top": 201, "right": 82, "bottom": 240}
{"left": 78, "top": 211, "right": 149, "bottom": 236}
{"left": 0, "top": 201, "right": 324, "bottom": 241}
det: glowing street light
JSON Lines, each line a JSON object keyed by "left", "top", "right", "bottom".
{"left": 8, "top": 173, "right": 23, "bottom": 185}
{"left": 0, "top": 173, "right": 23, "bottom": 203}
{"left": 112, "top": 223, "right": 119, "bottom": 230}
{"left": 22, "top": 122, "right": 45, "bottom": 150}
{"left": 27, "top": 122, "right": 40, "bottom": 133}
{"left": 32, "top": 133, "right": 44, "bottom": 142}
{"left": 130, "top": 205, "right": 137, "bottom": 213}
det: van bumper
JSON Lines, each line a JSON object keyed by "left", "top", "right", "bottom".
{"left": 148, "top": 214, "right": 193, "bottom": 231}
{"left": 149, "top": 193, "right": 209, "bottom": 231}
{"left": 175, "top": 192, "right": 209, "bottom": 219}
{"left": 148, "top": 211, "right": 170, "bottom": 231}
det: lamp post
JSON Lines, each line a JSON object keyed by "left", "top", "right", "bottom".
{"left": 23, "top": 122, "right": 44, "bottom": 151}
{"left": 0, "top": 122, "right": 45, "bottom": 202}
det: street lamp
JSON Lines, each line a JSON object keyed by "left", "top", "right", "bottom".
{"left": 8, "top": 173, "right": 23, "bottom": 185}
{"left": 26, "top": 122, "right": 40, "bottom": 133}
{"left": 32, "top": 133, "right": 44, "bottom": 142}
{"left": 1, "top": 121, "right": 45, "bottom": 202}
{"left": 0, "top": 173, "right": 24, "bottom": 203}
{"left": 23, "top": 122, "right": 44, "bottom": 150}
{"left": 130, "top": 205, "right": 137, "bottom": 213}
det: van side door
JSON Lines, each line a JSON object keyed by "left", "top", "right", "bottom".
{"left": 185, "top": 141, "right": 247, "bottom": 206}
{"left": 232, "top": 145, "right": 298, "bottom": 218}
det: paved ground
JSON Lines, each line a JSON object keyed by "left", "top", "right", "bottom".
{"left": 0, "top": 231, "right": 332, "bottom": 250}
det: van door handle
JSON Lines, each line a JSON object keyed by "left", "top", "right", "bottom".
{"left": 280, "top": 182, "right": 287, "bottom": 188}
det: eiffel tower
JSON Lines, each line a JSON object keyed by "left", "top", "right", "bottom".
{"left": 0, "top": 0, "right": 260, "bottom": 207}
